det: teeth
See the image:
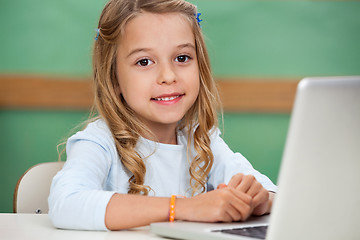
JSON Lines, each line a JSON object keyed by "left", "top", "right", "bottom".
{"left": 154, "top": 95, "right": 180, "bottom": 101}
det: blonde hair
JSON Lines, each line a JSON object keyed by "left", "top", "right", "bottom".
{"left": 93, "top": 0, "right": 221, "bottom": 195}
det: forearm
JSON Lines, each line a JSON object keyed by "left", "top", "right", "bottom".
{"left": 105, "top": 188, "right": 256, "bottom": 230}
{"left": 105, "top": 193, "right": 226, "bottom": 230}
{"left": 105, "top": 193, "right": 170, "bottom": 230}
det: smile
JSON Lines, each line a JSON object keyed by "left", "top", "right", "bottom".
{"left": 151, "top": 94, "right": 185, "bottom": 105}
{"left": 152, "top": 95, "right": 183, "bottom": 101}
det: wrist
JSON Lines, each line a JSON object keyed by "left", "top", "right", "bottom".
{"left": 172, "top": 197, "right": 192, "bottom": 221}
{"left": 169, "top": 195, "right": 187, "bottom": 222}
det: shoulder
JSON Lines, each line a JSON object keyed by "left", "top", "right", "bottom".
{"left": 69, "top": 118, "right": 112, "bottom": 141}
{"left": 208, "top": 127, "right": 225, "bottom": 148}
{"left": 67, "top": 118, "right": 115, "bottom": 152}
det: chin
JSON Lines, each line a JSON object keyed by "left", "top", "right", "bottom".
{"left": 155, "top": 117, "right": 184, "bottom": 126}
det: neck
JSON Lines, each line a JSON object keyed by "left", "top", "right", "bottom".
{"left": 141, "top": 122, "right": 178, "bottom": 145}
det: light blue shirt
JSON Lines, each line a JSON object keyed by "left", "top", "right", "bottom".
{"left": 48, "top": 119, "right": 277, "bottom": 230}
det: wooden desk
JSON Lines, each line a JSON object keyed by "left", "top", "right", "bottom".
{"left": 0, "top": 213, "right": 164, "bottom": 240}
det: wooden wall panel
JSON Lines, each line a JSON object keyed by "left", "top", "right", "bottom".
{"left": 217, "top": 78, "right": 299, "bottom": 112}
{"left": 0, "top": 75, "right": 93, "bottom": 110}
{"left": 0, "top": 75, "right": 300, "bottom": 112}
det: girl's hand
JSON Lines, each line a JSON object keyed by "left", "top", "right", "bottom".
{"left": 220, "top": 173, "right": 270, "bottom": 216}
{"left": 176, "top": 187, "right": 253, "bottom": 223}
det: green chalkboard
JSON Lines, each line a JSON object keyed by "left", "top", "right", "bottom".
{"left": 193, "top": 0, "right": 360, "bottom": 77}
{"left": 1, "top": 0, "right": 359, "bottom": 77}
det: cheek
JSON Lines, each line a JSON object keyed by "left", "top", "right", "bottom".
{"left": 188, "top": 68, "right": 200, "bottom": 96}
{"left": 191, "top": 78, "right": 200, "bottom": 97}
{"left": 117, "top": 69, "right": 138, "bottom": 97}
{"left": 118, "top": 80, "right": 150, "bottom": 108}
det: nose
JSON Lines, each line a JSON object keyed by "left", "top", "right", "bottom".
{"left": 157, "top": 63, "right": 176, "bottom": 85}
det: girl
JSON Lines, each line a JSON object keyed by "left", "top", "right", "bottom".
{"left": 49, "top": 0, "right": 277, "bottom": 231}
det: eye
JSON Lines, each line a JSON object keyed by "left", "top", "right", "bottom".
{"left": 136, "top": 58, "right": 154, "bottom": 67}
{"left": 175, "top": 55, "right": 191, "bottom": 63}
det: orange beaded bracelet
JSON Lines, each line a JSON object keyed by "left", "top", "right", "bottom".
{"left": 169, "top": 195, "right": 176, "bottom": 222}
{"left": 169, "top": 195, "right": 185, "bottom": 222}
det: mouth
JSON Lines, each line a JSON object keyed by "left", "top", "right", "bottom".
{"left": 151, "top": 93, "right": 185, "bottom": 104}
{"left": 151, "top": 95, "right": 184, "bottom": 101}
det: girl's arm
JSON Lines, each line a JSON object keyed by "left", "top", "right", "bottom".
{"left": 105, "top": 187, "right": 253, "bottom": 230}
{"left": 105, "top": 194, "right": 168, "bottom": 230}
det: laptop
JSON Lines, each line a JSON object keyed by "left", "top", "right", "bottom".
{"left": 151, "top": 76, "right": 360, "bottom": 240}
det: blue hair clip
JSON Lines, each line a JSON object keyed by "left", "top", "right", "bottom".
{"left": 196, "top": 13, "right": 203, "bottom": 27}
{"left": 94, "top": 28, "right": 100, "bottom": 40}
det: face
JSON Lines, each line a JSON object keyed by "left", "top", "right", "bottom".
{"left": 116, "top": 12, "right": 200, "bottom": 134}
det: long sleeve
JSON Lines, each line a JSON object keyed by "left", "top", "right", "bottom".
{"left": 48, "top": 122, "right": 117, "bottom": 231}
{"left": 207, "top": 129, "right": 277, "bottom": 192}
{"left": 48, "top": 119, "right": 192, "bottom": 230}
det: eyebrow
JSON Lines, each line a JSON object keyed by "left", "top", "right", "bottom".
{"left": 126, "top": 48, "right": 151, "bottom": 59}
{"left": 126, "top": 43, "right": 196, "bottom": 59}
{"left": 177, "top": 43, "right": 196, "bottom": 50}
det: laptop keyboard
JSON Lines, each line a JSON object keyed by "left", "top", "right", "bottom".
{"left": 213, "top": 225, "right": 268, "bottom": 239}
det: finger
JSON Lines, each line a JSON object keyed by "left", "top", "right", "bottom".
{"left": 225, "top": 205, "right": 242, "bottom": 222}
{"left": 236, "top": 175, "right": 256, "bottom": 193}
{"left": 213, "top": 189, "right": 241, "bottom": 222}
{"left": 252, "top": 191, "right": 270, "bottom": 216}
{"left": 246, "top": 180, "right": 263, "bottom": 198}
{"left": 227, "top": 173, "right": 244, "bottom": 188}
{"left": 217, "top": 183, "right": 227, "bottom": 189}
{"left": 253, "top": 189, "right": 269, "bottom": 207}
{"left": 228, "top": 188, "right": 253, "bottom": 221}
{"left": 222, "top": 211, "right": 234, "bottom": 223}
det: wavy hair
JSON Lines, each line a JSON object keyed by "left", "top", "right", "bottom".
{"left": 93, "top": 0, "right": 221, "bottom": 195}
